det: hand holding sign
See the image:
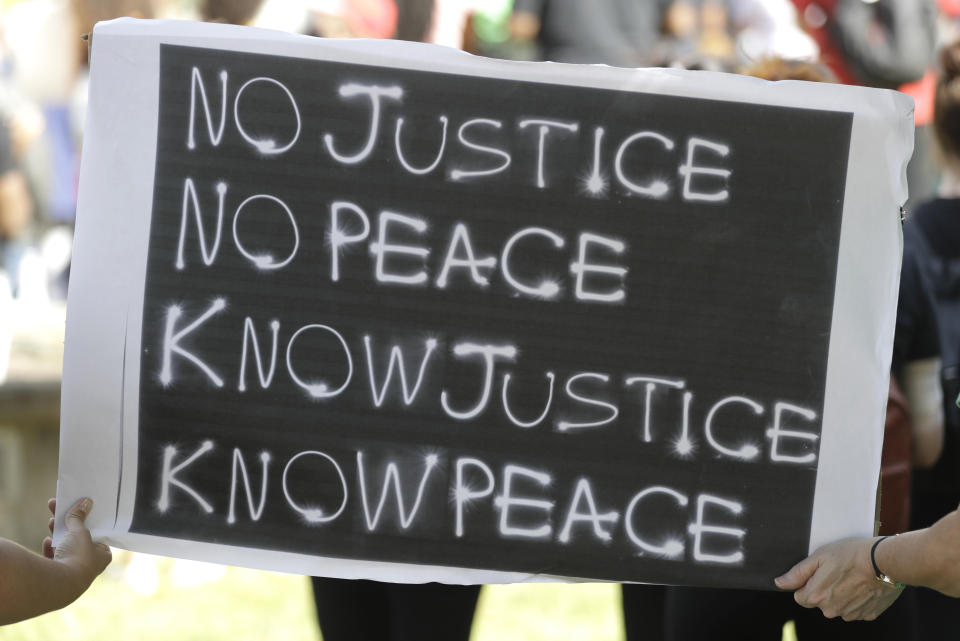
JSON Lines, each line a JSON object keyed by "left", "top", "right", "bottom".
{"left": 43, "top": 498, "right": 113, "bottom": 594}
{"left": 775, "top": 537, "right": 903, "bottom": 621}
{"left": 0, "top": 498, "right": 110, "bottom": 626}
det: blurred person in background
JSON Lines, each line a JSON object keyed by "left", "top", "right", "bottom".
{"left": 790, "top": 0, "right": 936, "bottom": 88}
{"left": 1, "top": 0, "right": 74, "bottom": 301}
{"left": 648, "top": 0, "right": 735, "bottom": 69}
{"left": 662, "top": 46, "right": 958, "bottom": 638}
{"left": 0, "top": 19, "right": 35, "bottom": 289}
{"left": 658, "top": 52, "right": 940, "bottom": 641}
{"left": 883, "top": 36, "right": 960, "bottom": 640}
{"left": 0, "top": 0, "right": 156, "bottom": 301}
{"left": 791, "top": 0, "right": 939, "bottom": 212}
{"left": 777, "top": 42, "right": 960, "bottom": 641}
{"left": 508, "top": 0, "right": 674, "bottom": 67}
{"left": 310, "top": 0, "right": 398, "bottom": 39}
{"left": 509, "top": 0, "right": 744, "bottom": 71}
{"left": 69, "top": 0, "right": 156, "bottom": 130}
{"left": 777, "top": 48, "right": 960, "bottom": 610}
{"left": 0, "top": 112, "right": 34, "bottom": 296}
{"left": 8, "top": 0, "right": 156, "bottom": 226}
{"left": 420, "top": 0, "right": 483, "bottom": 52}
{"left": 200, "top": 0, "right": 264, "bottom": 25}
{"left": 790, "top": 5, "right": 960, "bottom": 638}
{"left": 308, "top": 0, "right": 480, "bottom": 50}
{"left": 728, "top": 0, "right": 819, "bottom": 65}
{"left": 467, "top": 1, "right": 531, "bottom": 60}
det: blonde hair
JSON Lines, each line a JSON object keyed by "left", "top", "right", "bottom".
{"left": 935, "top": 40, "right": 960, "bottom": 162}
{"left": 740, "top": 58, "right": 836, "bottom": 84}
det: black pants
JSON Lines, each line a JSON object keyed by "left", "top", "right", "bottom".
{"left": 622, "top": 584, "right": 667, "bottom": 641}
{"left": 913, "top": 587, "right": 960, "bottom": 641}
{"left": 662, "top": 586, "right": 917, "bottom": 641}
{"left": 311, "top": 577, "right": 481, "bottom": 641}
{"left": 910, "top": 490, "right": 960, "bottom": 641}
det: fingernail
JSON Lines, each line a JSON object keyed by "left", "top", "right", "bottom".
{"left": 774, "top": 576, "right": 785, "bottom": 587}
{"left": 80, "top": 498, "right": 93, "bottom": 513}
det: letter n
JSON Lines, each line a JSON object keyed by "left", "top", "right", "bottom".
{"left": 188, "top": 67, "right": 228, "bottom": 150}
{"left": 176, "top": 178, "right": 227, "bottom": 270}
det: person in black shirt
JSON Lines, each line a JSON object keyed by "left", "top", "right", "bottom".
{"left": 658, "top": 54, "right": 945, "bottom": 641}
{"left": 778, "top": 38, "right": 960, "bottom": 632}
{"left": 510, "top": 0, "right": 673, "bottom": 67}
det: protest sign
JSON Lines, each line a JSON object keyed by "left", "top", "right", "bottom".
{"left": 55, "top": 19, "right": 914, "bottom": 589}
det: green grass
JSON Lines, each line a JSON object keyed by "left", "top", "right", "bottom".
{"left": 473, "top": 583, "right": 624, "bottom": 641}
{"left": 0, "top": 557, "right": 320, "bottom": 641}
{"left": 0, "top": 555, "right": 625, "bottom": 641}
{"left": 0, "top": 555, "right": 796, "bottom": 641}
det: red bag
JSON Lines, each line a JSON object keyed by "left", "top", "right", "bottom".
{"left": 878, "top": 377, "right": 912, "bottom": 535}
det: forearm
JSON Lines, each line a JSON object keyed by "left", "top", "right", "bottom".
{"left": 876, "top": 507, "right": 960, "bottom": 596}
{"left": 0, "top": 539, "right": 85, "bottom": 626}
{"left": 0, "top": 171, "right": 32, "bottom": 239}
{"left": 902, "top": 358, "right": 944, "bottom": 467}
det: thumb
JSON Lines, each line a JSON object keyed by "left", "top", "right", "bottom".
{"left": 775, "top": 554, "right": 820, "bottom": 590}
{"left": 93, "top": 542, "right": 113, "bottom": 572}
{"left": 64, "top": 498, "right": 93, "bottom": 532}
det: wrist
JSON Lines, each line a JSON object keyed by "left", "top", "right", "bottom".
{"left": 871, "top": 535, "right": 904, "bottom": 590}
{"left": 51, "top": 557, "right": 96, "bottom": 605}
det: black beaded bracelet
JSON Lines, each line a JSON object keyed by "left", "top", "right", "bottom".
{"left": 871, "top": 536, "right": 904, "bottom": 590}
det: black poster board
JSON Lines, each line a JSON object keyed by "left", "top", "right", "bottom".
{"left": 131, "top": 43, "right": 852, "bottom": 589}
